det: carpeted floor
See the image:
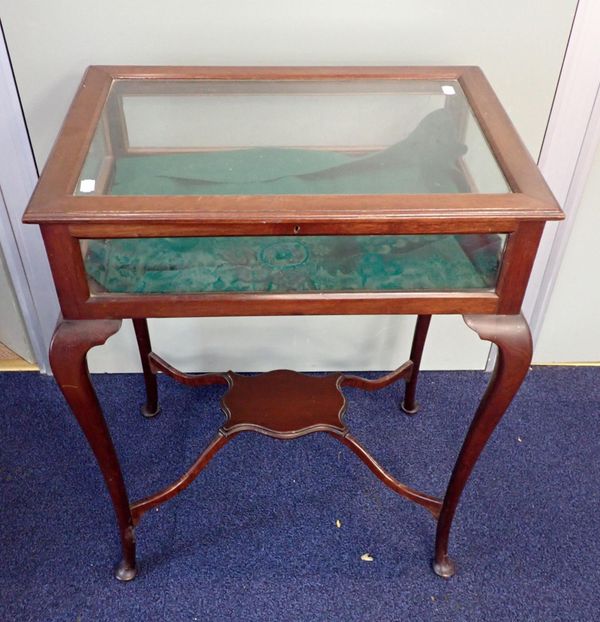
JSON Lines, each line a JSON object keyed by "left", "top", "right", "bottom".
{"left": 0, "top": 367, "right": 598, "bottom": 621}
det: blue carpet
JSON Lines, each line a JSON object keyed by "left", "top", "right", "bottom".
{"left": 1, "top": 367, "right": 599, "bottom": 621}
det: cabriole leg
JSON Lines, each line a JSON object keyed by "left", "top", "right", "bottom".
{"left": 402, "top": 314, "right": 432, "bottom": 415}
{"left": 433, "top": 313, "right": 532, "bottom": 578}
{"left": 50, "top": 319, "right": 137, "bottom": 581}
{"left": 132, "top": 318, "right": 160, "bottom": 418}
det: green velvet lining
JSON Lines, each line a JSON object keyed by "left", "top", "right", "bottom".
{"left": 83, "top": 107, "right": 502, "bottom": 294}
{"left": 85, "top": 235, "right": 500, "bottom": 294}
{"left": 110, "top": 108, "right": 469, "bottom": 196}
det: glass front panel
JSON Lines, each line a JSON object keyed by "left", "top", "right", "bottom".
{"left": 81, "top": 234, "right": 507, "bottom": 294}
{"left": 75, "top": 79, "right": 509, "bottom": 197}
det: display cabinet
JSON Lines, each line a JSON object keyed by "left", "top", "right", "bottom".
{"left": 24, "top": 66, "right": 563, "bottom": 580}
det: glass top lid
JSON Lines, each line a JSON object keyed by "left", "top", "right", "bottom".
{"left": 76, "top": 79, "right": 509, "bottom": 197}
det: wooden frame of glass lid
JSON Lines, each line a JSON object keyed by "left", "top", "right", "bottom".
{"left": 23, "top": 66, "right": 563, "bottom": 320}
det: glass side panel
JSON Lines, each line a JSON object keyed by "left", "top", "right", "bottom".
{"left": 75, "top": 79, "right": 509, "bottom": 196}
{"left": 81, "top": 234, "right": 507, "bottom": 294}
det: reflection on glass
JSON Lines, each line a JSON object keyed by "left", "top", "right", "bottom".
{"left": 75, "top": 80, "right": 509, "bottom": 196}
{"left": 81, "top": 234, "right": 506, "bottom": 295}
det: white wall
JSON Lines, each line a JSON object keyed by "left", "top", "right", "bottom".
{"left": 534, "top": 136, "right": 600, "bottom": 363}
{"left": 0, "top": 0, "right": 577, "bottom": 372}
{"left": 0, "top": 242, "right": 34, "bottom": 361}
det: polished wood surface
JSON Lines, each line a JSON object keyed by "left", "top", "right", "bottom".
{"left": 401, "top": 314, "right": 432, "bottom": 414}
{"left": 61, "top": 288, "right": 502, "bottom": 320}
{"left": 49, "top": 319, "right": 137, "bottom": 581}
{"left": 132, "top": 318, "right": 160, "bottom": 417}
{"left": 221, "top": 370, "right": 347, "bottom": 438}
{"left": 434, "top": 313, "right": 533, "bottom": 578}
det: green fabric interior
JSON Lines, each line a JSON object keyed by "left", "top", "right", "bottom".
{"left": 110, "top": 108, "right": 469, "bottom": 196}
{"left": 85, "top": 234, "right": 501, "bottom": 294}
{"left": 83, "top": 108, "right": 501, "bottom": 294}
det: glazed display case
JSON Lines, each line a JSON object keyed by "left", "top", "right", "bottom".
{"left": 24, "top": 66, "right": 563, "bottom": 580}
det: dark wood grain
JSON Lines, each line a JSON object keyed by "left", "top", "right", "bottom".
{"left": 433, "top": 313, "right": 533, "bottom": 578}
{"left": 132, "top": 319, "right": 160, "bottom": 417}
{"left": 459, "top": 67, "right": 558, "bottom": 207}
{"left": 401, "top": 314, "right": 432, "bottom": 414}
{"left": 67, "top": 218, "right": 526, "bottom": 237}
{"left": 74, "top": 291, "right": 501, "bottom": 320}
{"left": 26, "top": 193, "right": 559, "bottom": 226}
{"left": 49, "top": 319, "right": 137, "bottom": 581}
{"left": 495, "top": 221, "right": 546, "bottom": 314}
{"left": 221, "top": 370, "right": 347, "bottom": 439}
